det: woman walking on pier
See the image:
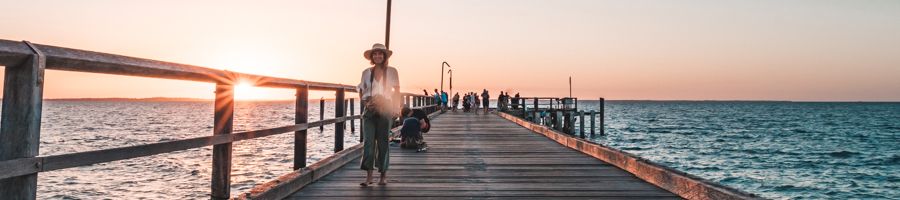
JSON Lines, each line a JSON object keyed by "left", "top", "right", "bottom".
{"left": 357, "top": 43, "right": 400, "bottom": 187}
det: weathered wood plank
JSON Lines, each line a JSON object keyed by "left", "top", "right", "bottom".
{"left": 0, "top": 41, "right": 44, "bottom": 199}
{"left": 497, "top": 112, "right": 761, "bottom": 200}
{"left": 334, "top": 89, "right": 345, "bottom": 152}
{"left": 285, "top": 112, "right": 681, "bottom": 199}
{"left": 211, "top": 83, "right": 235, "bottom": 200}
{"left": 295, "top": 86, "right": 309, "bottom": 170}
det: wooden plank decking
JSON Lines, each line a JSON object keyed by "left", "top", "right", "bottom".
{"left": 286, "top": 112, "right": 681, "bottom": 199}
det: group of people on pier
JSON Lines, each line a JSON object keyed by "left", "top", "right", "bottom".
{"left": 354, "top": 43, "right": 523, "bottom": 187}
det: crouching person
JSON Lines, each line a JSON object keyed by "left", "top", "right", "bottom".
{"left": 399, "top": 107, "right": 430, "bottom": 152}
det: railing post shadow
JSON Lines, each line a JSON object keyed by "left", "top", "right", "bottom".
{"left": 334, "top": 89, "right": 345, "bottom": 152}
{"left": 211, "top": 83, "right": 234, "bottom": 200}
{"left": 294, "top": 86, "right": 309, "bottom": 170}
{"left": 0, "top": 41, "right": 46, "bottom": 199}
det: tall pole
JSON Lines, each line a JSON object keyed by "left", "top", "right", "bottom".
{"left": 385, "top": 0, "right": 392, "bottom": 49}
{"left": 449, "top": 69, "right": 453, "bottom": 98}
{"left": 569, "top": 76, "right": 572, "bottom": 98}
{"left": 441, "top": 61, "right": 450, "bottom": 93}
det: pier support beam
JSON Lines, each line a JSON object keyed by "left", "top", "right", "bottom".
{"left": 211, "top": 83, "right": 234, "bottom": 200}
{"left": 0, "top": 41, "right": 45, "bottom": 199}
{"left": 294, "top": 86, "right": 309, "bottom": 170}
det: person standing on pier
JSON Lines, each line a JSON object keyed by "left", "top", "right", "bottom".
{"left": 481, "top": 89, "right": 490, "bottom": 114}
{"left": 452, "top": 92, "right": 460, "bottom": 112}
{"left": 433, "top": 89, "right": 441, "bottom": 107}
{"left": 358, "top": 43, "right": 400, "bottom": 187}
{"left": 474, "top": 92, "right": 481, "bottom": 113}
{"left": 441, "top": 91, "right": 449, "bottom": 111}
{"left": 512, "top": 93, "right": 520, "bottom": 109}
{"left": 498, "top": 92, "right": 505, "bottom": 111}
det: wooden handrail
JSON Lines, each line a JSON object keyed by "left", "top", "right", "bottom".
{"left": 0, "top": 40, "right": 354, "bottom": 91}
{"left": 0, "top": 115, "right": 362, "bottom": 180}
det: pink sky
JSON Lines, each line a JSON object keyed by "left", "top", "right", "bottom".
{"left": 1, "top": 0, "right": 899, "bottom": 101}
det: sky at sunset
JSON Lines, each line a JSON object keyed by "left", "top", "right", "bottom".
{"left": 1, "top": 0, "right": 899, "bottom": 101}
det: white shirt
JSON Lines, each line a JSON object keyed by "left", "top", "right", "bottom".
{"left": 358, "top": 66, "right": 400, "bottom": 101}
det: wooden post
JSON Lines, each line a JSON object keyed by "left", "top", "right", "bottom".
{"left": 359, "top": 97, "right": 366, "bottom": 142}
{"left": 533, "top": 98, "right": 539, "bottom": 122}
{"left": 0, "top": 41, "right": 45, "bottom": 199}
{"left": 211, "top": 83, "right": 234, "bottom": 200}
{"left": 294, "top": 87, "right": 309, "bottom": 170}
{"left": 344, "top": 99, "right": 349, "bottom": 130}
{"left": 590, "top": 110, "right": 596, "bottom": 137}
{"left": 600, "top": 98, "right": 605, "bottom": 136}
{"left": 334, "top": 90, "right": 345, "bottom": 152}
{"left": 350, "top": 98, "right": 355, "bottom": 133}
{"left": 319, "top": 98, "right": 325, "bottom": 132}
{"left": 579, "top": 111, "right": 585, "bottom": 139}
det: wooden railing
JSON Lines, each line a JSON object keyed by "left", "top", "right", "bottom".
{"left": 504, "top": 97, "right": 605, "bottom": 137}
{"left": 0, "top": 39, "right": 437, "bottom": 199}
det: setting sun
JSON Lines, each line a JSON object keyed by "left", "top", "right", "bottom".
{"left": 234, "top": 82, "right": 261, "bottom": 100}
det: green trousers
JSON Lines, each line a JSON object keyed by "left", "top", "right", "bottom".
{"left": 360, "top": 111, "right": 391, "bottom": 172}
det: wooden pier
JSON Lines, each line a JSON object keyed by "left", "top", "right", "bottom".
{"left": 1, "top": 40, "right": 758, "bottom": 200}
{"left": 283, "top": 112, "right": 680, "bottom": 199}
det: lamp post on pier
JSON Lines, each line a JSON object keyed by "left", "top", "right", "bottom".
{"left": 441, "top": 61, "right": 451, "bottom": 94}
{"left": 441, "top": 61, "right": 451, "bottom": 111}
{"left": 448, "top": 69, "right": 453, "bottom": 99}
{"left": 385, "top": 0, "right": 392, "bottom": 49}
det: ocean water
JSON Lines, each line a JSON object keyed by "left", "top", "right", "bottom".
{"left": 576, "top": 101, "right": 900, "bottom": 200}
{"left": 3, "top": 100, "right": 897, "bottom": 199}
{"left": 23, "top": 100, "right": 361, "bottom": 199}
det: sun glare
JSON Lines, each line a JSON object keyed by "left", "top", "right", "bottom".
{"left": 234, "top": 82, "right": 258, "bottom": 100}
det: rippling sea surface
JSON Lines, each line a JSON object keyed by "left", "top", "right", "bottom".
{"left": 577, "top": 101, "right": 900, "bottom": 200}
{"left": 7, "top": 100, "right": 898, "bottom": 199}
{"left": 27, "top": 100, "right": 359, "bottom": 199}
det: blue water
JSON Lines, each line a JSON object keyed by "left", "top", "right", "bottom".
{"left": 576, "top": 101, "right": 900, "bottom": 199}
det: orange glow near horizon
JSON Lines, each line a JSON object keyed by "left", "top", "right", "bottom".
{"left": 1, "top": 1, "right": 899, "bottom": 101}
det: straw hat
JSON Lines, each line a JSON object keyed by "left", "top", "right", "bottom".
{"left": 363, "top": 43, "right": 393, "bottom": 60}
